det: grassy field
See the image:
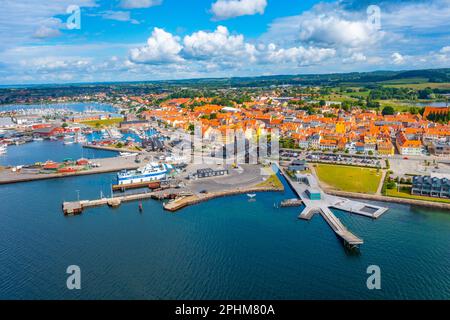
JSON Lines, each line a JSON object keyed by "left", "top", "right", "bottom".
{"left": 379, "top": 77, "right": 429, "bottom": 85}
{"left": 315, "top": 164, "right": 382, "bottom": 194}
{"left": 383, "top": 82, "right": 450, "bottom": 89}
{"left": 377, "top": 99, "right": 422, "bottom": 112}
{"left": 386, "top": 186, "right": 450, "bottom": 204}
{"left": 341, "top": 90, "right": 370, "bottom": 98}
{"left": 79, "top": 118, "right": 123, "bottom": 127}
{"left": 321, "top": 93, "right": 358, "bottom": 102}
{"left": 256, "top": 174, "right": 284, "bottom": 190}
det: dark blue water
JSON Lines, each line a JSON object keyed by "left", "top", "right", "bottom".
{"left": 0, "top": 169, "right": 449, "bottom": 299}
{"left": 0, "top": 140, "right": 117, "bottom": 166}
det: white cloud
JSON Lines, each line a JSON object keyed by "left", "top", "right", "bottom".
{"left": 0, "top": 0, "right": 96, "bottom": 48}
{"left": 263, "top": 43, "right": 336, "bottom": 66}
{"left": 128, "top": 25, "right": 337, "bottom": 71}
{"left": 96, "top": 11, "right": 140, "bottom": 24}
{"left": 211, "top": 0, "right": 267, "bottom": 20}
{"left": 342, "top": 52, "right": 367, "bottom": 64}
{"left": 183, "top": 26, "right": 256, "bottom": 61}
{"left": 297, "top": 15, "right": 381, "bottom": 49}
{"left": 440, "top": 46, "right": 450, "bottom": 54}
{"left": 33, "top": 18, "right": 64, "bottom": 38}
{"left": 19, "top": 57, "right": 91, "bottom": 72}
{"left": 129, "top": 28, "right": 183, "bottom": 64}
{"left": 391, "top": 52, "right": 405, "bottom": 65}
{"left": 119, "top": 0, "right": 162, "bottom": 9}
{"left": 263, "top": 3, "right": 383, "bottom": 50}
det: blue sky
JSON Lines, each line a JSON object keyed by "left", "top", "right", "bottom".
{"left": 1, "top": 0, "right": 449, "bottom": 84}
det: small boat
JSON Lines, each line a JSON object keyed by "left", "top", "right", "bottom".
{"left": 63, "top": 141, "right": 74, "bottom": 145}
{"left": 76, "top": 135, "right": 87, "bottom": 144}
{"left": 247, "top": 194, "right": 256, "bottom": 199}
{"left": 33, "top": 137, "right": 44, "bottom": 141}
{"left": 120, "top": 152, "right": 137, "bottom": 157}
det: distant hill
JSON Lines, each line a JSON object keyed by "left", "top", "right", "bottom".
{"left": 151, "top": 68, "right": 450, "bottom": 88}
{"left": 2, "top": 68, "right": 450, "bottom": 89}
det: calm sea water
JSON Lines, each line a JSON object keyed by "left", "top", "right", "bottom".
{"left": 0, "top": 103, "right": 449, "bottom": 299}
{"left": 0, "top": 140, "right": 117, "bottom": 166}
{"left": 0, "top": 167, "right": 449, "bottom": 299}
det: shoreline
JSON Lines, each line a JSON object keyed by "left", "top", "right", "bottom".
{"left": 82, "top": 144, "right": 145, "bottom": 154}
{"left": 63, "top": 184, "right": 285, "bottom": 215}
{"left": 325, "top": 189, "right": 450, "bottom": 210}
{"left": 163, "top": 185, "right": 285, "bottom": 212}
{"left": 0, "top": 165, "right": 140, "bottom": 185}
{"left": 0, "top": 156, "right": 140, "bottom": 185}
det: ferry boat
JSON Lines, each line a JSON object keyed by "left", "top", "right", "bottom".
{"left": 117, "top": 162, "right": 172, "bottom": 185}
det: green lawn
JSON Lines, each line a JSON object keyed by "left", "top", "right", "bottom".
{"left": 386, "top": 186, "right": 450, "bottom": 204}
{"left": 79, "top": 118, "right": 123, "bottom": 127}
{"left": 383, "top": 82, "right": 450, "bottom": 89}
{"left": 315, "top": 164, "right": 382, "bottom": 194}
{"left": 256, "top": 174, "right": 284, "bottom": 190}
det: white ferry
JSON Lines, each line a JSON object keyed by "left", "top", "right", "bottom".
{"left": 117, "top": 162, "right": 173, "bottom": 185}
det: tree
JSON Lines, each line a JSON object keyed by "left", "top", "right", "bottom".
{"left": 319, "top": 100, "right": 326, "bottom": 107}
{"left": 382, "top": 106, "right": 395, "bottom": 116}
{"left": 188, "top": 123, "right": 195, "bottom": 134}
{"left": 61, "top": 122, "right": 68, "bottom": 128}
{"left": 418, "top": 88, "right": 433, "bottom": 99}
{"left": 386, "top": 181, "right": 396, "bottom": 189}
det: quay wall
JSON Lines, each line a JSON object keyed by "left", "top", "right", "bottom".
{"left": 82, "top": 144, "right": 145, "bottom": 154}
{"left": 326, "top": 190, "right": 450, "bottom": 210}
{"left": 164, "top": 185, "right": 284, "bottom": 212}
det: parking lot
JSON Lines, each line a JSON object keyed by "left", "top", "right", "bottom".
{"left": 281, "top": 151, "right": 383, "bottom": 168}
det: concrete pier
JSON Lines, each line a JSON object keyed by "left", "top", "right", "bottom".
{"left": 283, "top": 170, "right": 388, "bottom": 248}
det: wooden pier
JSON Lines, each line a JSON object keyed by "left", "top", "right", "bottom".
{"left": 280, "top": 199, "right": 303, "bottom": 207}
{"left": 62, "top": 189, "right": 190, "bottom": 215}
{"left": 63, "top": 185, "right": 283, "bottom": 215}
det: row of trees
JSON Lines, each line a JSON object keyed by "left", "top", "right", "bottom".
{"left": 427, "top": 111, "right": 450, "bottom": 123}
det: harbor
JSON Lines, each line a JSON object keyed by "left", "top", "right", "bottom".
{"left": 62, "top": 163, "right": 285, "bottom": 214}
